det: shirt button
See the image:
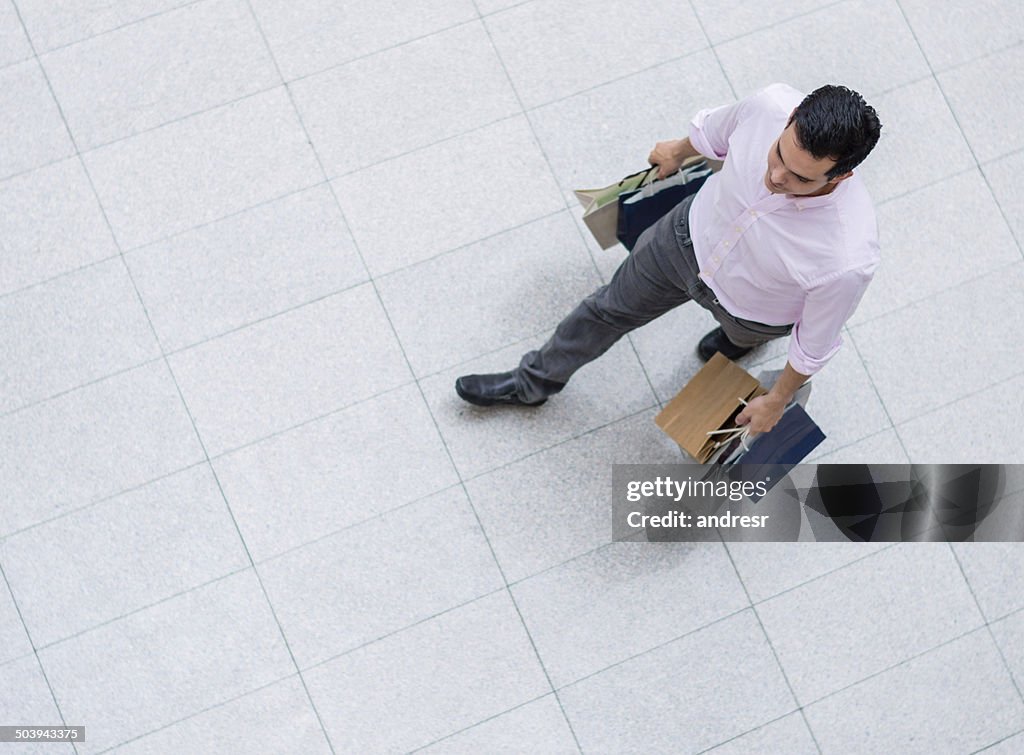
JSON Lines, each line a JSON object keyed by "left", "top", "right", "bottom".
{"left": 712, "top": 256, "right": 720, "bottom": 263}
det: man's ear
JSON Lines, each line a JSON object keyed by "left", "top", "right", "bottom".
{"left": 828, "top": 170, "right": 854, "bottom": 184}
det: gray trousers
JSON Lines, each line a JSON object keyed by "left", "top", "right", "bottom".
{"left": 515, "top": 193, "right": 793, "bottom": 404}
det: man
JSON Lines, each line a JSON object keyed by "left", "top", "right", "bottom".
{"left": 455, "top": 83, "right": 881, "bottom": 435}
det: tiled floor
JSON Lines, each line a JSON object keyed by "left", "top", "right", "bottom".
{"left": 2, "top": 0, "right": 1023, "bottom": 752}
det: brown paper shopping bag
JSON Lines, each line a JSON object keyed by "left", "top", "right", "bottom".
{"left": 655, "top": 353, "right": 767, "bottom": 463}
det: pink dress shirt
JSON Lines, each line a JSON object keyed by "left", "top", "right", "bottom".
{"left": 687, "top": 83, "right": 880, "bottom": 376}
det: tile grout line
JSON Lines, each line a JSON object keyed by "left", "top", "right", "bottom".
{"left": 0, "top": 561, "right": 76, "bottom": 754}
{"left": 13, "top": 565, "right": 253, "bottom": 655}
{"left": 843, "top": 327, "right": 913, "bottom": 462}
{"left": 406, "top": 691, "right": 559, "bottom": 753}
{"left": 717, "top": 536, "right": 824, "bottom": 754}
{"left": 848, "top": 256, "right": 1024, "bottom": 332}
{"left": 945, "top": 544, "right": 1024, "bottom": 707}
{"left": 687, "top": 0, "right": 738, "bottom": 101}
{"left": 692, "top": 709, "right": 807, "bottom": 754}
{"left": 892, "top": 0, "right": 1024, "bottom": 262}
{"left": 0, "top": 354, "right": 166, "bottom": 420}
{"left": 90, "top": 670, "right": 304, "bottom": 754}
{"left": 970, "top": 728, "right": 1024, "bottom": 754}
{"left": 9, "top": 0, "right": 203, "bottom": 60}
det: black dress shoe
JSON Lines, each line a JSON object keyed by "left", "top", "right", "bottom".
{"left": 455, "top": 371, "right": 546, "bottom": 407}
{"left": 697, "top": 327, "right": 752, "bottom": 362}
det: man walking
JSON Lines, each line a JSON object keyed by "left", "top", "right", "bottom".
{"left": 455, "top": 83, "right": 881, "bottom": 435}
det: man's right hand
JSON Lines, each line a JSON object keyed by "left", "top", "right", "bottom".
{"left": 647, "top": 138, "right": 698, "bottom": 179}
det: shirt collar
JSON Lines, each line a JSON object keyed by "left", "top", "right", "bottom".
{"left": 789, "top": 175, "right": 852, "bottom": 209}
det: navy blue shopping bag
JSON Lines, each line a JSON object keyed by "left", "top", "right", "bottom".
{"left": 616, "top": 160, "right": 713, "bottom": 251}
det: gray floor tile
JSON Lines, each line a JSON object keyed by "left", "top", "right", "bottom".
{"left": 0, "top": 465, "right": 248, "bottom": 648}
{"left": 168, "top": 283, "right": 411, "bottom": 456}
{"left": 952, "top": 543, "right": 1024, "bottom": 622}
{"left": 304, "top": 591, "right": 550, "bottom": 753}
{"left": 38, "top": 570, "right": 294, "bottom": 754}
{"left": 991, "top": 611, "right": 1024, "bottom": 708}
{"left": 41, "top": 0, "right": 279, "bottom": 151}
{"left": 0, "top": 258, "right": 160, "bottom": 414}
{"left": 249, "top": 0, "right": 478, "bottom": 80}
{"left": 805, "top": 629, "right": 1024, "bottom": 754}
{"left": 333, "top": 116, "right": 565, "bottom": 277}
{"left": 854, "top": 170, "right": 1018, "bottom": 325}
{"left": 851, "top": 262, "right": 1024, "bottom": 424}
{"left": 126, "top": 185, "right": 366, "bottom": 353}
{"left": 857, "top": 76, "right": 975, "bottom": 204}
{"left": 983, "top": 149, "right": 1024, "bottom": 248}
{"left": 529, "top": 51, "right": 734, "bottom": 195}
{"left": 484, "top": 0, "right": 705, "bottom": 109}
{"left": 422, "top": 329, "right": 658, "bottom": 481}
{"left": 726, "top": 542, "right": 892, "bottom": 604}
{"left": 15, "top": 0, "right": 193, "bottom": 53}
{"left": 0, "top": 656, "right": 75, "bottom": 755}
{"left": 213, "top": 383, "right": 456, "bottom": 563}
{"left": 82, "top": 87, "right": 321, "bottom": 250}
{"left": 897, "top": 372, "right": 1024, "bottom": 463}
{"left": 421, "top": 695, "right": 577, "bottom": 754}
{"left": 939, "top": 44, "right": 1024, "bottom": 164}
{"left": 715, "top": 0, "right": 930, "bottom": 99}
{"left": 0, "top": 158, "right": 118, "bottom": 296}
{"left": 291, "top": 21, "right": 519, "bottom": 178}
{"left": 461, "top": 410, "right": 679, "bottom": 582}
{"left": 757, "top": 544, "right": 983, "bottom": 703}
{"left": 0, "top": 362, "right": 205, "bottom": 536}
{"left": 0, "top": 0, "right": 32, "bottom": 67}
{"left": 899, "top": 0, "right": 1024, "bottom": 72}
{"left": 809, "top": 428, "right": 909, "bottom": 463}
{"left": 691, "top": 0, "right": 841, "bottom": 45}
{"left": 260, "top": 487, "right": 503, "bottom": 669}
{"left": 113, "top": 676, "right": 330, "bottom": 755}
{"left": 705, "top": 711, "right": 818, "bottom": 755}
{"left": 0, "top": 578, "right": 31, "bottom": 665}
{"left": 0, "top": 60, "right": 74, "bottom": 180}
{"left": 559, "top": 610, "right": 794, "bottom": 753}
{"left": 378, "top": 212, "right": 599, "bottom": 377}
{"left": 511, "top": 542, "right": 747, "bottom": 687}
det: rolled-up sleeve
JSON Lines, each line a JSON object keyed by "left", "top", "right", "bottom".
{"left": 787, "top": 265, "right": 876, "bottom": 375}
{"left": 689, "top": 100, "right": 744, "bottom": 160}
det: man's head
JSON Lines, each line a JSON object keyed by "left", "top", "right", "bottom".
{"left": 764, "top": 84, "right": 881, "bottom": 197}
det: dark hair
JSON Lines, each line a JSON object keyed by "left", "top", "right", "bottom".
{"left": 788, "top": 85, "right": 881, "bottom": 179}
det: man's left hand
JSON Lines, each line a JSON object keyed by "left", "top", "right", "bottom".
{"left": 736, "top": 394, "right": 787, "bottom": 435}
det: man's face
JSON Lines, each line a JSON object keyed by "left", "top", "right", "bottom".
{"left": 764, "top": 122, "right": 850, "bottom": 197}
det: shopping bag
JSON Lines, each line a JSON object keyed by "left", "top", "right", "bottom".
{"left": 574, "top": 166, "right": 657, "bottom": 250}
{"left": 723, "top": 402, "right": 826, "bottom": 501}
{"left": 616, "top": 159, "right": 714, "bottom": 250}
{"left": 654, "top": 352, "right": 767, "bottom": 463}
{"left": 574, "top": 156, "right": 718, "bottom": 250}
